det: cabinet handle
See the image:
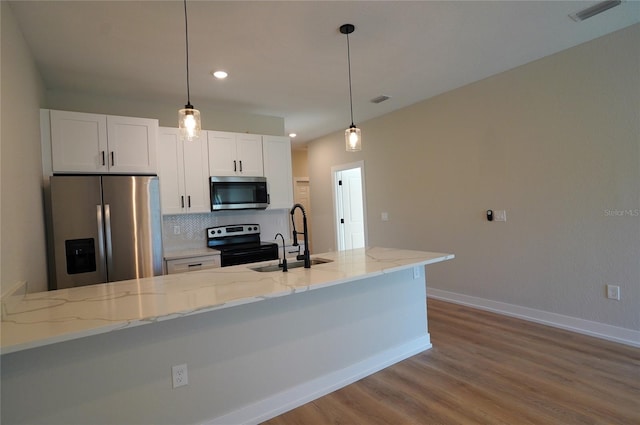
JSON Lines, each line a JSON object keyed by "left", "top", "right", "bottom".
{"left": 101, "top": 151, "right": 106, "bottom": 166}
{"left": 181, "top": 196, "right": 185, "bottom": 208}
{"left": 187, "top": 195, "right": 191, "bottom": 208}
{"left": 110, "top": 151, "right": 115, "bottom": 166}
{"left": 239, "top": 160, "right": 243, "bottom": 172}
{"left": 233, "top": 160, "right": 237, "bottom": 172}
{"left": 188, "top": 263, "right": 202, "bottom": 268}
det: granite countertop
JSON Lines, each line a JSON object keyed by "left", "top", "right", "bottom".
{"left": 1, "top": 247, "right": 454, "bottom": 355}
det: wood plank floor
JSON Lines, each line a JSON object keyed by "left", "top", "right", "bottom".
{"left": 263, "top": 298, "right": 640, "bottom": 425}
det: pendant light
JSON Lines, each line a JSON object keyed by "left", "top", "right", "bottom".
{"left": 178, "top": 0, "right": 201, "bottom": 141}
{"left": 340, "top": 23, "right": 361, "bottom": 152}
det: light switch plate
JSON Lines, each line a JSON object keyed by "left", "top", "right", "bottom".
{"left": 494, "top": 210, "right": 507, "bottom": 222}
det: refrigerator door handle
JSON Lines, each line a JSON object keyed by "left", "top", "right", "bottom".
{"left": 96, "top": 204, "right": 106, "bottom": 268}
{"left": 104, "top": 203, "right": 114, "bottom": 279}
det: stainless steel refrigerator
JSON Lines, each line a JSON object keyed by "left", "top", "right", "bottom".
{"left": 49, "top": 175, "right": 163, "bottom": 289}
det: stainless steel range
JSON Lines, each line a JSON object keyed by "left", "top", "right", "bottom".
{"left": 206, "top": 224, "right": 278, "bottom": 267}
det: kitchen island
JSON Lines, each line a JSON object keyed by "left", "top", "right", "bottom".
{"left": 1, "top": 247, "right": 453, "bottom": 424}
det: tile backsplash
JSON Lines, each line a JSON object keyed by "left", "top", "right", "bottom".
{"left": 162, "top": 209, "right": 291, "bottom": 252}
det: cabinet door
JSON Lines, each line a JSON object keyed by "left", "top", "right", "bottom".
{"left": 157, "top": 128, "right": 186, "bottom": 214}
{"left": 106, "top": 115, "right": 158, "bottom": 174}
{"left": 236, "top": 134, "right": 264, "bottom": 176}
{"left": 182, "top": 136, "right": 210, "bottom": 213}
{"left": 50, "top": 110, "right": 108, "bottom": 173}
{"left": 208, "top": 131, "right": 238, "bottom": 176}
{"left": 263, "top": 136, "right": 293, "bottom": 209}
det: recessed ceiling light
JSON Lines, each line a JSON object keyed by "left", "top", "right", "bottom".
{"left": 212, "top": 70, "right": 228, "bottom": 79}
{"left": 289, "top": 133, "right": 297, "bottom": 138}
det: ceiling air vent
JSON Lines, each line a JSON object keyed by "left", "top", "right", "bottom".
{"left": 371, "top": 95, "right": 391, "bottom": 104}
{"left": 569, "top": 0, "right": 621, "bottom": 22}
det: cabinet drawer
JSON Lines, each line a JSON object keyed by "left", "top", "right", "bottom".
{"left": 284, "top": 243, "right": 305, "bottom": 259}
{"left": 166, "top": 255, "right": 220, "bottom": 274}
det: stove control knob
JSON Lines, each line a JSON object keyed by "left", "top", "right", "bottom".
{"left": 217, "top": 230, "right": 222, "bottom": 234}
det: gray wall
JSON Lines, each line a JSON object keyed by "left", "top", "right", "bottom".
{"left": 1, "top": 2, "right": 48, "bottom": 294}
{"left": 46, "top": 89, "right": 285, "bottom": 136}
{"left": 307, "top": 24, "right": 640, "bottom": 332}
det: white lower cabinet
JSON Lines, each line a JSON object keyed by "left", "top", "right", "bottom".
{"left": 157, "top": 127, "right": 210, "bottom": 214}
{"left": 166, "top": 255, "right": 220, "bottom": 275}
{"left": 284, "top": 243, "right": 305, "bottom": 259}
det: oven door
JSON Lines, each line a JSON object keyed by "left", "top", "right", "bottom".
{"left": 220, "top": 245, "right": 278, "bottom": 267}
{"left": 210, "top": 176, "right": 269, "bottom": 210}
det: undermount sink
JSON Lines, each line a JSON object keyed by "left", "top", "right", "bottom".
{"left": 250, "top": 258, "right": 333, "bottom": 272}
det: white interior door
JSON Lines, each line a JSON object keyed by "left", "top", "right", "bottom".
{"left": 333, "top": 163, "right": 367, "bottom": 251}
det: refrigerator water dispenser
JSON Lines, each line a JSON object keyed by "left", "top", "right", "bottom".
{"left": 65, "top": 238, "right": 96, "bottom": 274}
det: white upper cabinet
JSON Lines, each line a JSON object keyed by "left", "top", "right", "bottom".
{"left": 208, "top": 131, "right": 263, "bottom": 176}
{"left": 262, "top": 136, "right": 294, "bottom": 209}
{"left": 50, "top": 110, "right": 158, "bottom": 174}
{"left": 50, "top": 111, "right": 108, "bottom": 173}
{"left": 106, "top": 115, "right": 158, "bottom": 173}
{"left": 157, "top": 127, "right": 209, "bottom": 215}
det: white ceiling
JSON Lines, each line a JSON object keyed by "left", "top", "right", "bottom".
{"left": 9, "top": 1, "right": 640, "bottom": 146}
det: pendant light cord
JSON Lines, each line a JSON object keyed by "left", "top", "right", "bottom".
{"left": 346, "top": 31, "right": 354, "bottom": 127}
{"left": 183, "top": 0, "right": 191, "bottom": 106}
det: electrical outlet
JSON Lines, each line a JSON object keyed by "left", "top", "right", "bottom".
{"left": 172, "top": 364, "right": 189, "bottom": 388}
{"left": 381, "top": 212, "right": 389, "bottom": 222}
{"left": 606, "top": 285, "right": 620, "bottom": 301}
{"left": 173, "top": 225, "right": 181, "bottom": 235}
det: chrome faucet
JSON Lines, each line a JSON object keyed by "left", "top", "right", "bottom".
{"left": 275, "top": 233, "right": 288, "bottom": 272}
{"left": 290, "top": 203, "right": 311, "bottom": 268}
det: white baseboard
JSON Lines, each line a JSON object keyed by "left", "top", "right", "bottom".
{"left": 427, "top": 288, "right": 640, "bottom": 348}
{"left": 204, "top": 335, "right": 432, "bottom": 425}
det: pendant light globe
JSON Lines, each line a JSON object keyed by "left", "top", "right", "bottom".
{"left": 340, "top": 23, "right": 361, "bottom": 152}
{"left": 178, "top": 0, "right": 201, "bottom": 141}
{"left": 179, "top": 104, "right": 201, "bottom": 141}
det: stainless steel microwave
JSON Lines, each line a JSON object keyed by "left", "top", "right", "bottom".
{"left": 210, "top": 176, "right": 269, "bottom": 210}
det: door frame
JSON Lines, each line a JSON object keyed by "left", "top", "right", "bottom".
{"left": 331, "top": 160, "right": 369, "bottom": 251}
